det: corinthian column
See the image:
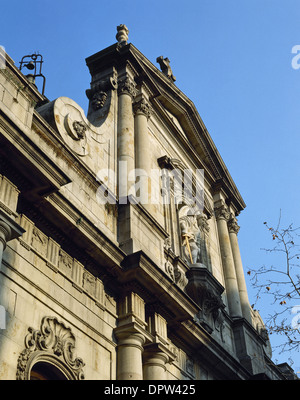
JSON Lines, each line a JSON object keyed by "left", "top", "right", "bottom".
{"left": 117, "top": 77, "right": 137, "bottom": 200}
{"left": 133, "top": 96, "right": 153, "bottom": 207}
{"left": 228, "top": 216, "right": 252, "bottom": 324}
{"left": 215, "top": 204, "right": 242, "bottom": 318}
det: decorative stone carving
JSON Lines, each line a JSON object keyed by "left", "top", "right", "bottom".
{"left": 133, "top": 98, "right": 153, "bottom": 120}
{"left": 228, "top": 214, "right": 240, "bottom": 234}
{"left": 58, "top": 248, "right": 73, "bottom": 277}
{"left": 86, "top": 69, "right": 117, "bottom": 111}
{"left": 198, "top": 213, "right": 210, "bottom": 234}
{"left": 116, "top": 24, "right": 129, "bottom": 46}
{"left": 82, "top": 270, "right": 96, "bottom": 297}
{"left": 16, "top": 316, "right": 85, "bottom": 380}
{"left": 71, "top": 120, "right": 87, "bottom": 140}
{"left": 37, "top": 97, "right": 91, "bottom": 156}
{"left": 173, "top": 260, "right": 188, "bottom": 289}
{"left": 186, "top": 266, "right": 225, "bottom": 334}
{"left": 197, "top": 212, "right": 212, "bottom": 271}
{"left": 164, "top": 236, "right": 172, "bottom": 251}
{"left": 156, "top": 56, "right": 176, "bottom": 82}
{"left": 117, "top": 76, "right": 138, "bottom": 99}
{"left": 46, "top": 238, "right": 60, "bottom": 271}
{"left": 31, "top": 227, "right": 48, "bottom": 257}
{"left": 164, "top": 259, "right": 175, "bottom": 281}
{"left": 179, "top": 206, "right": 202, "bottom": 265}
{"left": 90, "top": 91, "right": 107, "bottom": 110}
{"left": 214, "top": 204, "right": 230, "bottom": 221}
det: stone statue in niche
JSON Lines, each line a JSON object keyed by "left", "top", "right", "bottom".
{"left": 179, "top": 211, "right": 201, "bottom": 265}
{"left": 179, "top": 205, "right": 210, "bottom": 267}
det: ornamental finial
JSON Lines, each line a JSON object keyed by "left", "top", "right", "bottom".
{"left": 116, "top": 24, "right": 129, "bottom": 46}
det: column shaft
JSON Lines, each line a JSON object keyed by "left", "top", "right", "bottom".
{"left": 143, "top": 350, "right": 168, "bottom": 380}
{"left": 116, "top": 331, "right": 145, "bottom": 380}
{"left": 117, "top": 78, "right": 136, "bottom": 199}
{"left": 134, "top": 98, "right": 152, "bottom": 206}
{"left": 228, "top": 218, "right": 252, "bottom": 323}
{"left": 215, "top": 207, "right": 242, "bottom": 318}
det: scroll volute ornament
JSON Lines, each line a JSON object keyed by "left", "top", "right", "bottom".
{"left": 16, "top": 316, "right": 85, "bottom": 380}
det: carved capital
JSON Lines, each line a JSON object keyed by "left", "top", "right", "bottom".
{"left": 133, "top": 98, "right": 153, "bottom": 120}
{"left": 214, "top": 204, "right": 230, "bottom": 221}
{"left": 228, "top": 215, "right": 240, "bottom": 234}
{"left": 118, "top": 77, "right": 138, "bottom": 99}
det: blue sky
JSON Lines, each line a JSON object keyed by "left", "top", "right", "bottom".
{"left": 2, "top": 0, "right": 300, "bottom": 369}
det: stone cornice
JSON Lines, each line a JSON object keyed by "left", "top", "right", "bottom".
{"left": 179, "top": 319, "right": 251, "bottom": 380}
{"left": 119, "top": 250, "right": 199, "bottom": 322}
{"left": 122, "top": 194, "right": 169, "bottom": 240}
{"left": 0, "top": 112, "right": 71, "bottom": 198}
{"left": 45, "top": 191, "right": 125, "bottom": 269}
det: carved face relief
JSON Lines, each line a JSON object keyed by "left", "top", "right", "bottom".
{"left": 91, "top": 91, "right": 108, "bottom": 110}
{"left": 39, "top": 97, "right": 90, "bottom": 157}
{"left": 72, "top": 121, "right": 87, "bottom": 140}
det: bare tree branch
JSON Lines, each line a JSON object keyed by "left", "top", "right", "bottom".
{"left": 248, "top": 213, "right": 300, "bottom": 355}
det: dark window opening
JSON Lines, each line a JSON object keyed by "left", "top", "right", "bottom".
{"left": 30, "top": 362, "right": 68, "bottom": 380}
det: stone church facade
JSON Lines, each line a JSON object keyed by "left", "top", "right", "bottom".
{"left": 0, "top": 25, "right": 290, "bottom": 380}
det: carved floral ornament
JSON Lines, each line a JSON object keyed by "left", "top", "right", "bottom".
{"left": 117, "top": 76, "right": 138, "bottom": 99}
{"left": 133, "top": 98, "right": 153, "bottom": 120}
{"left": 228, "top": 214, "right": 240, "bottom": 234}
{"left": 214, "top": 204, "right": 230, "bottom": 221}
{"left": 16, "top": 316, "right": 85, "bottom": 380}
